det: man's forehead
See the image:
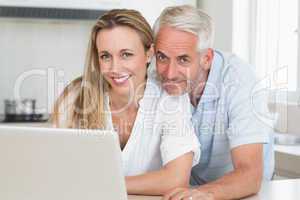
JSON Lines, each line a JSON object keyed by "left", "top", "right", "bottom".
{"left": 155, "top": 26, "right": 198, "bottom": 53}
{"left": 156, "top": 26, "right": 198, "bottom": 42}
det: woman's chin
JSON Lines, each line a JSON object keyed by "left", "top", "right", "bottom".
{"left": 110, "top": 86, "right": 133, "bottom": 97}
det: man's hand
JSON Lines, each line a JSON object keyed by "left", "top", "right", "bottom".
{"left": 162, "top": 143, "right": 263, "bottom": 200}
{"left": 162, "top": 187, "right": 214, "bottom": 200}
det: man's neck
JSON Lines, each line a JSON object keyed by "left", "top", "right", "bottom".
{"left": 189, "top": 70, "right": 210, "bottom": 107}
{"left": 189, "top": 84, "right": 205, "bottom": 107}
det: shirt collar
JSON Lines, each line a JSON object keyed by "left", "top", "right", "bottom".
{"left": 198, "top": 50, "right": 224, "bottom": 104}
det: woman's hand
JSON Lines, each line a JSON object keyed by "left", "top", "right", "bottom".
{"left": 162, "top": 188, "right": 214, "bottom": 200}
{"left": 126, "top": 152, "right": 194, "bottom": 196}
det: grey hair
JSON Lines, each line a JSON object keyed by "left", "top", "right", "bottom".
{"left": 153, "top": 5, "right": 215, "bottom": 51}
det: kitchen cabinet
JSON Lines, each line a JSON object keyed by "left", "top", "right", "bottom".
{"left": 0, "top": 0, "right": 121, "bottom": 10}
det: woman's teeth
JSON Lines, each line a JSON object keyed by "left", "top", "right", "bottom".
{"left": 112, "top": 75, "right": 130, "bottom": 83}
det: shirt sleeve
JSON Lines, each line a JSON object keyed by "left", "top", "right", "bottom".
{"left": 225, "top": 59, "right": 273, "bottom": 149}
{"left": 157, "top": 92, "right": 201, "bottom": 166}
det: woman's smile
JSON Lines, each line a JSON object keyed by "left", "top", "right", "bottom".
{"left": 109, "top": 73, "right": 132, "bottom": 86}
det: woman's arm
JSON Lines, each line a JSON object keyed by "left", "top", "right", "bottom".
{"left": 126, "top": 152, "right": 193, "bottom": 196}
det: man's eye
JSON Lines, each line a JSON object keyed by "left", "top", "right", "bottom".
{"left": 156, "top": 54, "right": 166, "bottom": 62}
{"left": 179, "top": 57, "right": 190, "bottom": 64}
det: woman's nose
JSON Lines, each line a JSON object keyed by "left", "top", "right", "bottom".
{"left": 110, "top": 57, "right": 122, "bottom": 71}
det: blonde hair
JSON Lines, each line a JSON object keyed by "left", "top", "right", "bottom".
{"left": 52, "top": 9, "right": 153, "bottom": 129}
{"left": 153, "top": 5, "right": 214, "bottom": 50}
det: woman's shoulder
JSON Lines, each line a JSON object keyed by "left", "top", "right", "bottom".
{"left": 57, "top": 77, "right": 82, "bottom": 107}
{"left": 158, "top": 91, "right": 191, "bottom": 116}
{"left": 51, "top": 76, "right": 82, "bottom": 128}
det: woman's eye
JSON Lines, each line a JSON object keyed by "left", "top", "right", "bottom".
{"left": 122, "top": 52, "right": 133, "bottom": 58}
{"left": 100, "top": 54, "right": 110, "bottom": 61}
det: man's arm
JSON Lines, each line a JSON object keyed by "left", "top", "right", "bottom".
{"left": 196, "top": 143, "right": 263, "bottom": 199}
{"left": 163, "top": 143, "right": 263, "bottom": 200}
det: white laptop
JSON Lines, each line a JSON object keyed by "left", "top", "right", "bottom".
{"left": 0, "top": 125, "right": 127, "bottom": 200}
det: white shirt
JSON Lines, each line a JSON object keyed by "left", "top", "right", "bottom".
{"left": 106, "top": 67, "right": 200, "bottom": 176}
{"left": 56, "top": 65, "right": 200, "bottom": 176}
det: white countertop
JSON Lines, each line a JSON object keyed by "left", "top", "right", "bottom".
{"left": 275, "top": 144, "right": 300, "bottom": 156}
{"left": 244, "top": 179, "right": 300, "bottom": 200}
{"left": 0, "top": 122, "right": 52, "bottom": 127}
{"left": 128, "top": 179, "right": 300, "bottom": 200}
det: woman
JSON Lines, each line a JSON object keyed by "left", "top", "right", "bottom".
{"left": 52, "top": 9, "right": 200, "bottom": 195}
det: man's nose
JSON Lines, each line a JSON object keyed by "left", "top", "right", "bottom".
{"left": 164, "top": 62, "right": 178, "bottom": 80}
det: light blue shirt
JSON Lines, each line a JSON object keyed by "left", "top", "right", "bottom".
{"left": 190, "top": 50, "right": 275, "bottom": 185}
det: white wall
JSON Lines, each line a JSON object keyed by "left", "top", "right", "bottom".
{"left": 198, "top": 0, "right": 233, "bottom": 52}
{"left": 120, "top": 0, "right": 196, "bottom": 26}
{"left": 0, "top": 0, "right": 197, "bottom": 115}
{"left": 0, "top": 18, "right": 92, "bottom": 114}
{"left": 199, "top": 0, "right": 300, "bottom": 134}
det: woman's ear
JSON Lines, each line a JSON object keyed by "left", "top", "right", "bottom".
{"left": 146, "top": 44, "right": 155, "bottom": 63}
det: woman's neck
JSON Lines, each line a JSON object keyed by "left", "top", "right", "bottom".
{"left": 109, "top": 82, "right": 146, "bottom": 112}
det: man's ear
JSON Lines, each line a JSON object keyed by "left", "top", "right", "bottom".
{"left": 200, "top": 48, "right": 214, "bottom": 71}
{"left": 146, "top": 44, "right": 155, "bottom": 63}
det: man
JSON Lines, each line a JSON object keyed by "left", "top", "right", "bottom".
{"left": 153, "top": 5, "right": 274, "bottom": 200}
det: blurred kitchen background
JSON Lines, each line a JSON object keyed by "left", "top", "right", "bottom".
{"left": 0, "top": 0, "right": 299, "bottom": 179}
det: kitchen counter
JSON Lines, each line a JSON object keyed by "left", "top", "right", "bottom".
{"left": 274, "top": 144, "right": 300, "bottom": 178}
{"left": 128, "top": 179, "right": 300, "bottom": 200}
{"left": 0, "top": 121, "right": 52, "bottom": 127}
{"left": 275, "top": 144, "right": 300, "bottom": 156}
{"left": 244, "top": 179, "right": 300, "bottom": 200}
{"left": 129, "top": 196, "right": 160, "bottom": 200}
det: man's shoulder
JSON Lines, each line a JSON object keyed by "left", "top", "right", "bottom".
{"left": 214, "top": 50, "right": 257, "bottom": 87}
